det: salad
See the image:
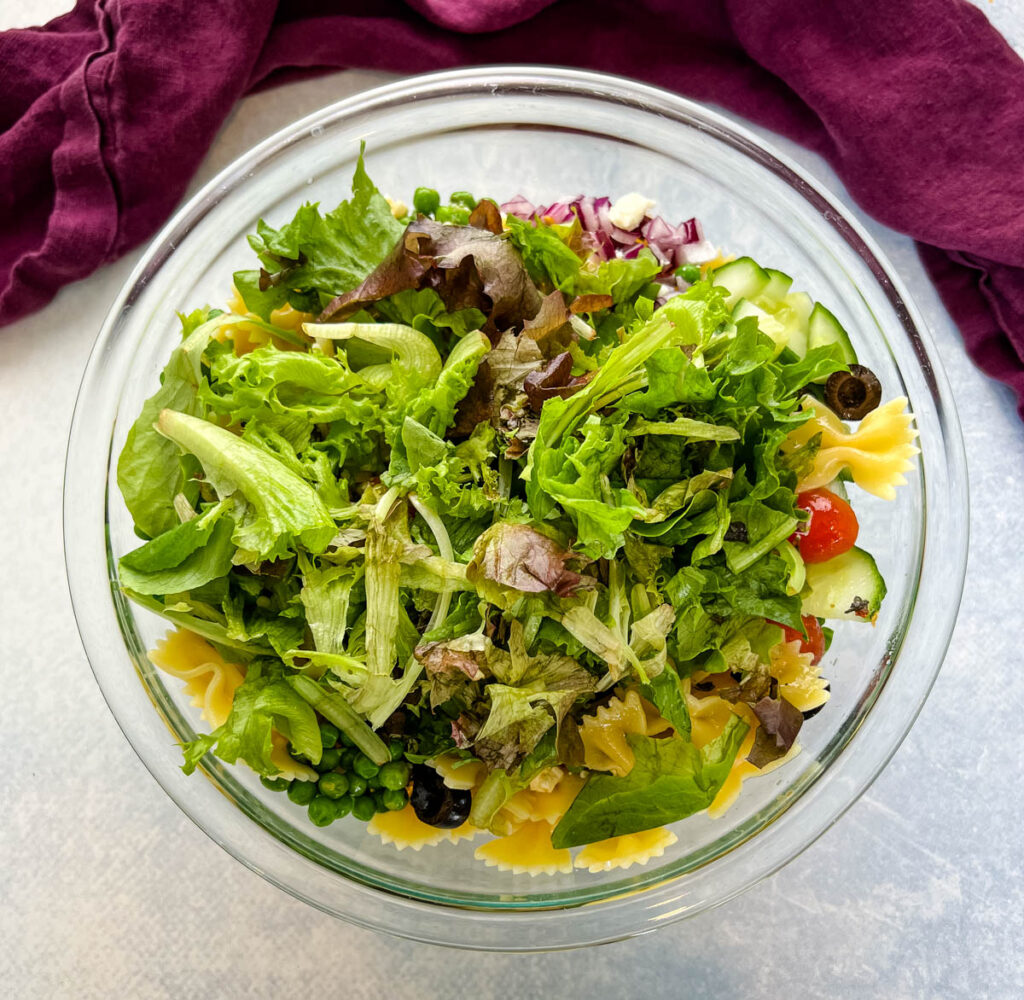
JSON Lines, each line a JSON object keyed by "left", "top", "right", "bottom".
{"left": 117, "top": 150, "right": 918, "bottom": 874}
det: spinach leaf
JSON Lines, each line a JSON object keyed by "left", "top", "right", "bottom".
{"left": 551, "top": 718, "right": 748, "bottom": 847}
{"left": 118, "top": 505, "right": 235, "bottom": 596}
{"left": 639, "top": 661, "right": 691, "bottom": 739}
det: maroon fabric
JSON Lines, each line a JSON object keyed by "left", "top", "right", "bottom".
{"left": 2, "top": 0, "right": 1023, "bottom": 415}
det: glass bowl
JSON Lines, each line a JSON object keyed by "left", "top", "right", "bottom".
{"left": 64, "top": 67, "right": 968, "bottom": 951}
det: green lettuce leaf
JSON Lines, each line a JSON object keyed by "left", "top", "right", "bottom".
{"left": 376, "top": 287, "right": 487, "bottom": 343}
{"left": 551, "top": 718, "right": 748, "bottom": 847}
{"left": 116, "top": 312, "right": 235, "bottom": 538}
{"left": 155, "top": 410, "right": 336, "bottom": 562}
{"left": 298, "top": 559, "right": 362, "bottom": 656}
{"left": 243, "top": 147, "right": 403, "bottom": 306}
{"left": 622, "top": 346, "right": 717, "bottom": 418}
{"left": 572, "top": 251, "right": 661, "bottom": 302}
{"left": 346, "top": 495, "right": 408, "bottom": 727}
{"left": 638, "top": 662, "right": 691, "bottom": 739}
{"left": 503, "top": 215, "right": 585, "bottom": 292}
{"left": 183, "top": 670, "right": 322, "bottom": 776}
{"left": 531, "top": 413, "right": 644, "bottom": 560}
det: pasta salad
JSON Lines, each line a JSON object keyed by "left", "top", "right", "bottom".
{"left": 116, "top": 151, "right": 917, "bottom": 874}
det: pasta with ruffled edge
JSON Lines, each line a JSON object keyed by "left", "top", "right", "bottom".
{"left": 149, "top": 629, "right": 317, "bottom": 781}
{"left": 474, "top": 820, "right": 573, "bottom": 876}
{"left": 579, "top": 689, "right": 673, "bottom": 777}
{"left": 782, "top": 395, "right": 919, "bottom": 501}
{"left": 574, "top": 828, "right": 679, "bottom": 873}
{"left": 686, "top": 635, "right": 821, "bottom": 819}
{"left": 224, "top": 288, "right": 314, "bottom": 355}
{"left": 771, "top": 639, "right": 830, "bottom": 714}
{"left": 366, "top": 805, "right": 479, "bottom": 850}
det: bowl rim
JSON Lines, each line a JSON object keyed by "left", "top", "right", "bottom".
{"left": 64, "top": 65, "right": 969, "bottom": 950}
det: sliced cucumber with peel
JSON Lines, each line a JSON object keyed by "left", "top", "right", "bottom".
{"left": 801, "top": 547, "right": 886, "bottom": 622}
{"left": 713, "top": 259, "right": 858, "bottom": 366}
{"left": 712, "top": 257, "right": 770, "bottom": 310}
{"left": 732, "top": 290, "right": 813, "bottom": 357}
{"left": 758, "top": 268, "right": 794, "bottom": 307}
{"left": 732, "top": 298, "right": 789, "bottom": 354}
{"left": 807, "top": 302, "right": 857, "bottom": 365}
{"left": 775, "top": 292, "right": 813, "bottom": 358}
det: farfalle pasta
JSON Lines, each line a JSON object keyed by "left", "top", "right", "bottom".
{"left": 149, "top": 629, "right": 316, "bottom": 781}
{"left": 150, "top": 628, "right": 243, "bottom": 728}
{"left": 580, "top": 690, "right": 673, "bottom": 776}
{"left": 575, "top": 827, "right": 678, "bottom": 873}
{"left": 783, "top": 395, "right": 919, "bottom": 500}
{"left": 770, "top": 639, "right": 830, "bottom": 715}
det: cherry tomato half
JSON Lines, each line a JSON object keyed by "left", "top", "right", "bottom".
{"left": 790, "top": 488, "right": 859, "bottom": 564}
{"left": 775, "top": 614, "right": 826, "bottom": 665}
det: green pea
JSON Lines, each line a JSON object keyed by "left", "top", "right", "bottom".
{"left": 333, "top": 794, "right": 353, "bottom": 819}
{"left": 413, "top": 186, "right": 441, "bottom": 216}
{"left": 318, "top": 772, "right": 350, "bottom": 800}
{"left": 382, "top": 788, "right": 408, "bottom": 812}
{"left": 435, "top": 205, "right": 470, "bottom": 225}
{"left": 260, "top": 776, "right": 290, "bottom": 792}
{"left": 338, "top": 731, "right": 354, "bottom": 748}
{"left": 352, "top": 795, "right": 377, "bottom": 822}
{"left": 308, "top": 795, "right": 340, "bottom": 827}
{"left": 449, "top": 191, "right": 477, "bottom": 209}
{"left": 367, "top": 775, "right": 383, "bottom": 792}
{"left": 347, "top": 775, "right": 368, "bottom": 798}
{"left": 379, "top": 761, "right": 411, "bottom": 791}
{"left": 287, "top": 779, "right": 317, "bottom": 806}
{"left": 674, "top": 264, "right": 701, "bottom": 283}
{"left": 315, "top": 747, "right": 342, "bottom": 774}
{"left": 339, "top": 748, "right": 357, "bottom": 771}
{"left": 388, "top": 738, "right": 406, "bottom": 762}
{"left": 372, "top": 791, "right": 389, "bottom": 813}
{"left": 318, "top": 722, "right": 340, "bottom": 748}
{"left": 352, "top": 754, "right": 380, "bottom": 780}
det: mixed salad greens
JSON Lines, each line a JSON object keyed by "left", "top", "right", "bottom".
{"left": 117, "top": 150, "right": 898, "bottom": 854}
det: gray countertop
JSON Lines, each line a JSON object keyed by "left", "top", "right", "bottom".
{"left": 3, "top": 17, "right": 1024, "bottom": 999}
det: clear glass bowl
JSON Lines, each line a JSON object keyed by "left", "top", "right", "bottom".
{"left": 64, "top": 67, "right": 968, "bottom": 950}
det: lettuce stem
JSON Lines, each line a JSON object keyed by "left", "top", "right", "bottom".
{"left": 287, "top": 676, "right": 389, "bottom": 765}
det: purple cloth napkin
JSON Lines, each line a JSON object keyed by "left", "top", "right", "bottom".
{"left": 3, "top": 0, "right": 1023, "bottom": 414}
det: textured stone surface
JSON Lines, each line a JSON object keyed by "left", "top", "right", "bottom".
{"left": 2, "top": 4, "right": 1023, "bottom": 997}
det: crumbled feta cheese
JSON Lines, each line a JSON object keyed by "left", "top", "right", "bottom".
{"left": 608, "top": 192, "right": 656, "bottom": 231}
{"left": 385, "top": 196, "right": 408, "bottom": 219}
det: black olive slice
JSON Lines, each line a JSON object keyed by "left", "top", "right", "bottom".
{"left": 824, "top": 365, "right": 882, "bottom": 420}
{"left": 410, "top": 764, "right": 472, "bottom": 828}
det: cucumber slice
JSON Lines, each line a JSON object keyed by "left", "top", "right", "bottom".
{"left": 776, "top": 292, "right": 813, "bottom": 358}
{"left": 757, "top": 268, "right": 794, "bottom": 308}
{"left": 712, "top": 257, "right": 770, "bottom": 310}
{"left": 807, "top": 302, "right": 857, "bottom": 365}
{"left": 801, "top": 546, "right": 886, "bottom": 622}
{"left": 732, "top": 298, "right": 790, "bottom": 355}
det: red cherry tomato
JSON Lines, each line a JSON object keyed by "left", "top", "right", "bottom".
{"left": 776, "top": 614, "right": 826, "bottom": 665}
{"left": 790, "top": 488, "right": 859, "bottom": 564}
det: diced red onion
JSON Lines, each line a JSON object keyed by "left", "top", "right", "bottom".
{"left": 504, "top": 192, "right": 710, "bottom": 276}
{"left": 500, "top": 195, "right": 537, "bottom": 219}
